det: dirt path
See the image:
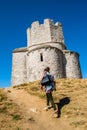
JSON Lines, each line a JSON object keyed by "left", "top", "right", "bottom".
{"left": 6, "top": 88, "right": 74, "bottom": 130}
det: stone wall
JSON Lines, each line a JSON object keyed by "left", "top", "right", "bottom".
{"left": 28, "top": 42, "right": 66, "bottom": 53}
{"left": 27, "top": 19, "right": 65, "bottom": 47}
{"left": 63, "top": 50, "right": 82, "bottom": 78}
{"left": 50, "top": 22, "right": 64, "bottom": 44}
{"left": 27, "top": 20, "right": 51, "bottom": 46}
{"left": 12, "top": 49, "right": 27, "bottom": 86}
{"left": 27, "top": 47, "right": 64, "bottom": 82}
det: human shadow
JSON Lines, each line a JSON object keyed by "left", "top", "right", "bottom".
{"left": 55, "top": 97, "right": 70, "bottom": 118}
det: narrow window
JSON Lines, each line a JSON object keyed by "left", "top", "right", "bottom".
{"left": 40, "top": 53, "right": 43, "bottom": 62}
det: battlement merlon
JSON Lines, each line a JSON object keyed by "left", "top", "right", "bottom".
{"left": 27, "top": 19, "right": 65, "bottom": 47}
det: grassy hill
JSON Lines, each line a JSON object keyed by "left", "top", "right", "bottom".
{"left": 0, "top": 88, "right": 26, "bottom": 130}
{"left": 0, "top": 78, "right": 87, "bottom": 130}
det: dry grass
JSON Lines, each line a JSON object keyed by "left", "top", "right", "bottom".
{"left": 1, "top": 78, "right": 87, "bottom": 129}
{"left": 0, "top": 88, "right": 29, "bottom": 130}
{"left": 13, "top": 81, "right": 45, "bottom": 99}
{"left": 13, "top": 78, "right": 87, "bottom": 129}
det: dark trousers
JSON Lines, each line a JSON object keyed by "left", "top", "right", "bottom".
{"left": 46, "top": 92, "right": 56, "bottom": 110}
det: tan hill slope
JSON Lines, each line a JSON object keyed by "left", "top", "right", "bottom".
{"left": 0, "top": 78, "right": 87, "bottom": 130}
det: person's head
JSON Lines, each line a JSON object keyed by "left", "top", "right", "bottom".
{"left": 44, "top": 67, "right": 50, "bottom": 72}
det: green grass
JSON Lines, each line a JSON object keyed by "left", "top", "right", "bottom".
{"left": 12, "top": 114, "right": 21, "bottom": 121}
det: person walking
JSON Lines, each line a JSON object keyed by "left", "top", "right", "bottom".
{"left": 40, "top": 67, "right": 58, "bottom": 117}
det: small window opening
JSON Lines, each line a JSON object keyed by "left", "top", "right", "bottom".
{"left": 40, "top": 53, "right": 43, "bottom": 62}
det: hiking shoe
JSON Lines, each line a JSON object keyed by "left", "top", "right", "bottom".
{"left": 53, "top": 113, "right": 58, "bottom": 118}
{"left": 50, "top": 107, "right": 54, "bottom": 111}
{"left": 54, "top": 110, "right": 58, "bottom": 113}
{"left": 43, "top": 106, "right": 50, "bottom": 111}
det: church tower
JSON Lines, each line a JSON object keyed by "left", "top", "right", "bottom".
{"left": 11, "top": 19, "right": 82, "bottom": 86}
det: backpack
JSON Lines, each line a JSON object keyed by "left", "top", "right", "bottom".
{"left": 41, "top": 74, "right": 51, "bottom": 86}
{"left": 51, "top": 81, "right": 56, "bottom": 91}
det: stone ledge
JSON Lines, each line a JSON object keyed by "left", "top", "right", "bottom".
{"left": 27, "top": 45, "right": 63, "bottom": 54}
{"left": 28, "top": 42, "right": 66, "bottom": 48}
{"left": 63, "top": 50, "right": 79, "bottom": 56}
{"left": 12, "top": 47, "right": 28, "bottom": 53}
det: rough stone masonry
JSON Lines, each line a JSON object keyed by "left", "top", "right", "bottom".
{"left": 11, "top": 19, "right": 82, "bottom": 86}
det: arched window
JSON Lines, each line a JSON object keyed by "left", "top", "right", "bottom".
{"left": 40, "top": 53, "right": 43, "bottom": 62}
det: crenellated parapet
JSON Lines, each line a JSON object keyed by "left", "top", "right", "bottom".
{"left": 27, "top": 19, "right": 65, "bottom": 47}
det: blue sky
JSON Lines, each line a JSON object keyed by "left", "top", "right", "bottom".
{"left": 0, "top": 0, "right": 87, "bottom": 87}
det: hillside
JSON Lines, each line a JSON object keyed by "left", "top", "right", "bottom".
{"left": 0, "top": 78, "right": 87, "bottom": 130}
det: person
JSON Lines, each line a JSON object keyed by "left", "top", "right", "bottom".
{"left": 40, "top": 67, "right": 58, "bottom": 117}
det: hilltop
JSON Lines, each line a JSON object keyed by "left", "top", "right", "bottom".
{"left": 0, "top": 78, "right": 87, "bottom": 130}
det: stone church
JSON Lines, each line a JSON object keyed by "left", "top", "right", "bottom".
{"left": 11, "top": 19, "right": 82, "bottom": 86}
